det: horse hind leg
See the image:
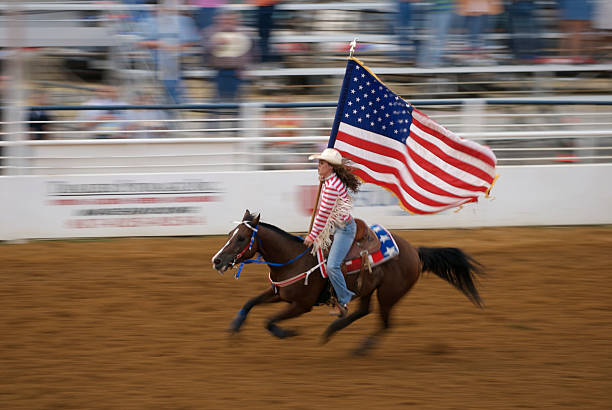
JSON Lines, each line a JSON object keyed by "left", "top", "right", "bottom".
{"left": 352, "top": 296, "right": 392, "bottom": 356}
{"left": 353, "top": 274, "right": 414, "bottom": 356}
{"left": 321, "top": 292, "right": 373, "bottom": 345}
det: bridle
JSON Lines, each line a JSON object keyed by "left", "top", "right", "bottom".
{"left": 233, "top": 220, "right": 258, "bottom": 262}
{"left": 229, "top": 220, "right": 312, "bottom": 279}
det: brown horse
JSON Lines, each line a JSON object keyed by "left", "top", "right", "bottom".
{"left": 212, "top": 210, "right": 484, "bottom": 355}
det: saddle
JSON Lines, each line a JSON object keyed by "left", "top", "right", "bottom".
{"left": 322, "top": 218, "right": 381, "bottom": 273}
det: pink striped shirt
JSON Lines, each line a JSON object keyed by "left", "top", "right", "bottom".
{"left": 307, "top": 173, "right": 351, "bottom": 242}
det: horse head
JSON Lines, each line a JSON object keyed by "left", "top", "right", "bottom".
{"left": 212, "top": 209, "right": 260, "bottom": 274}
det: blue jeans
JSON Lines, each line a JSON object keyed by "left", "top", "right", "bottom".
{"left": 508, "top": 1, "right": 539, "bottom": 60}
{"left": 465, "top": 14, "right": 488, "bottom": 52}
{"left": 257, "top": 5, "right": 275, "bottom": 62}
{"left": 215, "top": 69, "right": 241, "bottom": 102}
{"left": 418, "top": 9, "right": 454, "bottom": 67}
{"left": 162, "top": 78, "right": 183, "bottom": 105}
{"left": 395, "top": 0, "right": 415, "bottom": 61}
{"left": 327, "top": 218, "right": 356, "bottom": 306}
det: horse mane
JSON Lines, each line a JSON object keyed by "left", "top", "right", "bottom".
{"left": 259, "top": 222, "right": 304, "bottom": 244}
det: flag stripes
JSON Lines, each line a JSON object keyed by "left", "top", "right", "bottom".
{"left": 328, "top": 58, "right": 497, "bottom": 214}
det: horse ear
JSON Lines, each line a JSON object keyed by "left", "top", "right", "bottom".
{"left": 243, "top": 209, "right": 250, "bottom": 220}
{"left": 252, "top": 212, "right": 260, "bottom": 225}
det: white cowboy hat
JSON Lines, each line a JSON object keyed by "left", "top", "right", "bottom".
{"left": 308, "top": 148, "right": 343, "bottom": 166}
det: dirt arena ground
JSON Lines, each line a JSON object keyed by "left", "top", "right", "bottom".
{"left": 1, "top": 226, "right": 611, "bottom": 409}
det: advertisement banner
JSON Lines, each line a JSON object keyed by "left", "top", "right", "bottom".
{"left": 1, "top": 165, "right": 611, "bottom": 240}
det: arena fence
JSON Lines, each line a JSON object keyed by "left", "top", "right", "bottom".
{"left": 1, "top": 98, "right": 611, "bottom": 175}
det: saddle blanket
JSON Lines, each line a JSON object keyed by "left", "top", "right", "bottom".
{"left": 317, "top": 224, "right": 400, "bottom": 277}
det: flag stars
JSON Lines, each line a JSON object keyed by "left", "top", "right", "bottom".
{"left": 353, "top": 109, "right": 357, "bottom": 114}
{"left": 355, "top": 97, "right": 360, "bottom": 102}
{"left": 359, "top": 85, "right": 363, "bottom": 90}
{"left": 353, "top": 77, "right": 358, "bottom": 82}
{"left": 358, "top": 118, "right": 362, "bottom": 122}
{"left": 370, "top": 121, "right": 375, "bottom": 126}
{"left": 365, "top": 113, "right": 370, "bottom": 118}
{"left": 348, "top": 101, "right": 353, "bottom": 106}
{"left": 361, "top": 105, "right": 365, "bottom": 110}
{"left": 344, "top": 113, "right": 349, "bottom": 118}
{"left": 351, "top": 89, "right": 355, "bottom": 94}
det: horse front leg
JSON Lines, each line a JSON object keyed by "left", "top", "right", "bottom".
{"left": 266, "top": 301, "right": 311, "bottom": 339}
{"left": 321, "top": 293, "right": 372, "bottom": 345}
{"left": 229, "top": 287, "right": 280, "bottom": 333}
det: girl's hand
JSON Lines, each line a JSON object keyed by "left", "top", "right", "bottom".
{"left": 304, "top": 237, "right": 313, "bottom": 247}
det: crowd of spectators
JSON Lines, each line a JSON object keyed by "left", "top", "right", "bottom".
{"left": 20, "top": 0, "right": 612, "bottom": 142}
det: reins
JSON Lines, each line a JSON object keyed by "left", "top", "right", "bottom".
{"left": 232, "top": 221, "right": 312, "bottom": 279}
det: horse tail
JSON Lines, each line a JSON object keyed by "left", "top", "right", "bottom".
{"left": 417, "top": 247, "right": 485, "bottom": 307}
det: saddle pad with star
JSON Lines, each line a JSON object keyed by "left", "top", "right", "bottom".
{"left": 317, "top": 224, "right": 400, "bottom": 277}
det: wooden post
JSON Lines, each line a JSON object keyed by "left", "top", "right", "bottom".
{"left": 307, "top": 181, "right": 323, "bottom": 233}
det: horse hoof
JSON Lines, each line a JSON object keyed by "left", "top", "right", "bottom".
{"left": 267, "top": 324, "right": 298, "bottom": 339}
{"left": 352, "top": 346, "right": 369, "bottom": 356}
{"left": 352, "top": 337, "right": 376, "bottom": 356}
{"left": 279, "top": 329, "right": 298, "bottom": 339}
{"left": 227, "top": 321, "right": 242, "bottom": 334}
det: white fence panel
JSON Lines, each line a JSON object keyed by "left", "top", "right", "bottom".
{"left": 1, "top": 164, "right": 611, "bottom": 241}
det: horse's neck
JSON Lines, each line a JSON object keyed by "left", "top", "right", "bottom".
{"left": 258, "top": 227, "right": 312, "bottom": 267}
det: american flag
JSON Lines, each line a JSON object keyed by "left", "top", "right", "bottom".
{"left": 329, "top": 58, "right": 497, "bottom": 214}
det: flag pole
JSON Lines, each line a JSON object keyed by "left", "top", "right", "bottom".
{"left": 307, "top": 181, "right": 323, "bottom": 233}
{"left": 307, "top": 38, "right": 358, "bottom": 234}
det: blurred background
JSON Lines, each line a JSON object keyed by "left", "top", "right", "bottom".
{"left": 1, "top": 3, "right": 611, "bottom": 408}
{"left": 0, "top": 0, "right": 611, "bottom": 174}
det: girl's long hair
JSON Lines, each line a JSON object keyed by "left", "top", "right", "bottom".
{"left": 332, "top": 163, "right": 362, "bottom": 193}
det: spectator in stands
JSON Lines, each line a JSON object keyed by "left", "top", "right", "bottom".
{"left": 394, "top": 0, "right": 421, "bottom": 63}
{"left": 137, "top": 0, "right": 200, "bottom": 104}
{"left": 27, "top": 90, "right": 54, "bottom": 140}
{"left": 557, "top": 0, "right": 595, "bottom": 63}
{"left": 506, "top": 0, "right": 541, "bottom": 63}
{"left": 122, "top": 0, "right": 151, "bottom": 24}
{"left": 458, "top": 0, "right": 503, "bottom": 63}
{"left": 125, "top": 91, "right": 168, "bottom": 138}
{"left": 191, "top": 0, "right": 226, "bottom": 33}
{"left": 417, "top": 0, "right": 456, "bottom": 67}
{"left": 593, "top": 0, "right": 612, "bottom": 61}
{"left": 250, "top": 0, "right": 279, "bottom": 64}
{"left": 261, "top": 95, "right": 304, "bottom": 170}
{"left": 78, "top": 85, "right": 128, "bottom": 139}
{"left": 0, "top": 76, "right": 4, "bottom": 173}
{"left": 202, "top": 10, "right": 253, "bottom": 102}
